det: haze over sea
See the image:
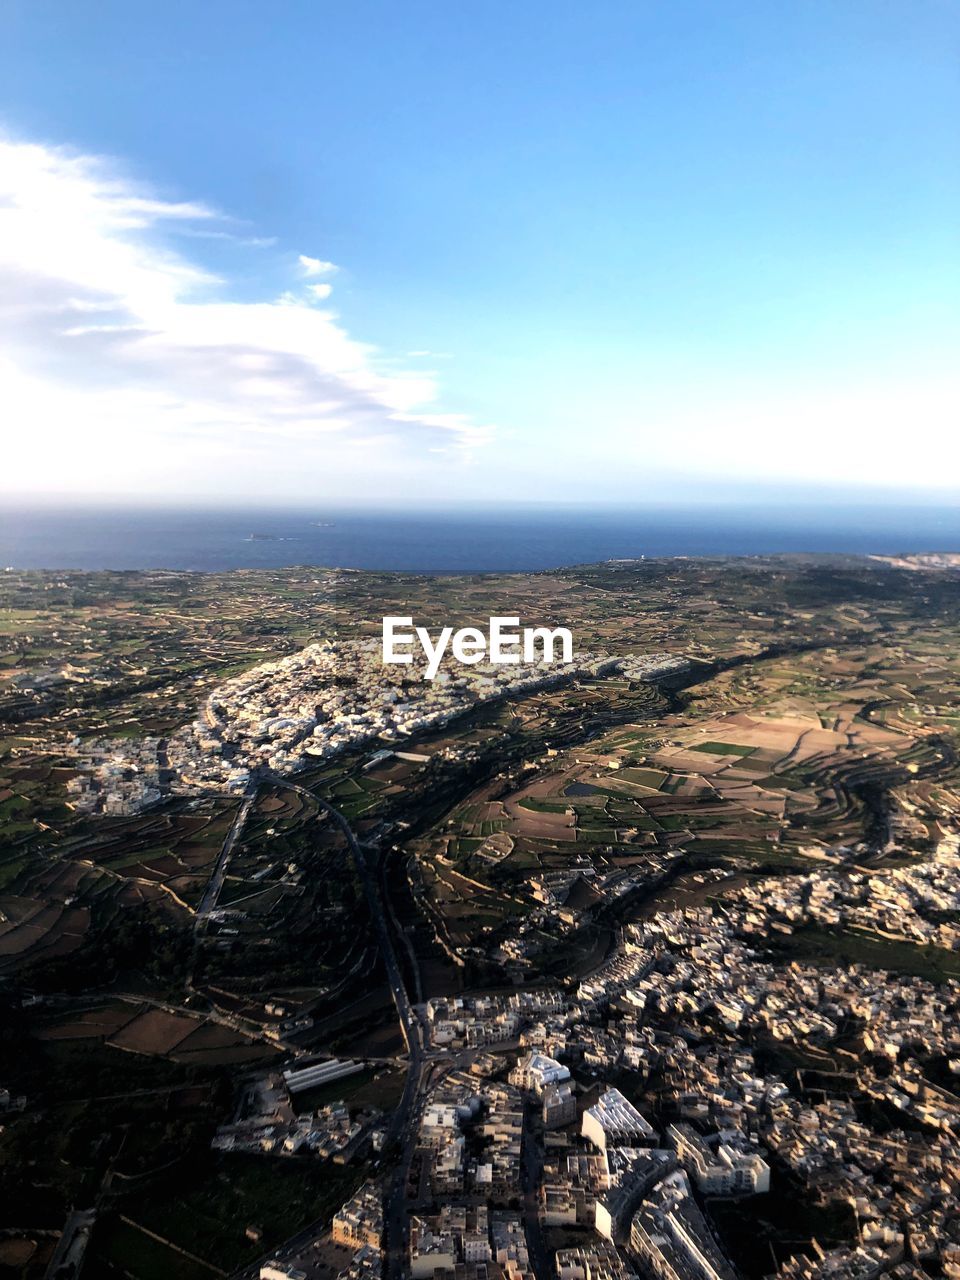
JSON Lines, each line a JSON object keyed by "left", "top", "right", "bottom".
{"left": 1, "top": 505, "right": 959, "bottom": 574}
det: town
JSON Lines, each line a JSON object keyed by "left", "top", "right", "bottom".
{"left": 3, "top": 556, "right": 960, "bottom": 1280}
{"left": 64, "top": 640, "right": 690, "bottom": 814}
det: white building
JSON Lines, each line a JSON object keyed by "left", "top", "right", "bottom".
{"left": 667, "top": 1124, "right": 770, "bottom": 1195}
{"left": 261, "top": 1265, "right": 307, "bottom": 1280}
{"left": 510, "top": 1050, "right": 571, "bottom": 1097}
{"left": 582, "top": 1088, "right": 656, "bottom": 1151}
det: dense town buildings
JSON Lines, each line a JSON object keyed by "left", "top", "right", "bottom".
{"left": 65, "top": 642, "right": 689, "bottom": 811}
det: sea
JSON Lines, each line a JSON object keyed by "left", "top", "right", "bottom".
{"left": 1, "top": 504, "right": 958, "bottom": 573}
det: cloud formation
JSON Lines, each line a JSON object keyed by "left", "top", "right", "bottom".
{"left": 298, "top": 254, "right": 337, "bottom": 277}
{"left": 0, "top": 136, "right": 489, "bottom": 497}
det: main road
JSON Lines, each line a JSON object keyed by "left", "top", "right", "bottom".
{"left": 250, "top": 775, "right": 428, "bottom": 1279}
{"left": 196, "top": 795, "right": 254, "bottom": 921}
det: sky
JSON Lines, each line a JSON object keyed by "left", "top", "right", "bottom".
{"left": 0, "top": 0, "right": 958, "bottom": 506}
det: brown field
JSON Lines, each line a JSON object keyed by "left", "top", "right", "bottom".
{"left": 85, "top": 1003, "right": 275, "bottom": 1063}
{"left": 0, "top": 899, "right": 89, "bottom": 960}
{"left": 168, "top": 1020, "right": 271, "bottom": 1064}
{"left": 257, "top": 795, "right": 289, "bottom": 814}
{"left": 116, "top": 881, "right": 168, "bottom": 907}
{"left": 655, "top": 709, "right": 905, "bottom": 778}
{"left": 108, "top": 1008, "right": 203, "bottom": 1055}
{"left": 509, "top": 808, "right": 575, "bottom": 841}
{"left": 0, "top": 1239, "right": 35, "bottom": 1266}
{"left": 35, "top": 1001, "right": 140, "bottom": 1041}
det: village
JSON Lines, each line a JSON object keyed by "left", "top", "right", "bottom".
{"left": 64, "top": 642, "right": 691, "bottom": 814}
{"left": 242, "top": 829, "right": 960, "bottom": 1280}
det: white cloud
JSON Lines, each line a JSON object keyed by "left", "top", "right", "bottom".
{"left": 298, "top": 254, "right": 338, "bottom": 277}
{"left": 0, "top": 135, "right": 490, "bottom": 498}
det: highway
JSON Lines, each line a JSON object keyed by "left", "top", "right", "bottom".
{"left": 227, "top": 779, "right": 549, "bottom": 1280}
{"left": 272, "top": 779, "right": 420, "bottom": 1061}
{"left": 249, "top": 776, "right": 428, "bottom": 1280}
{"left": 521, "top": 1115, "right": 550, "bottom": 1280}
{"left": 197, "top": 795, "right": 254, "bottom": 921}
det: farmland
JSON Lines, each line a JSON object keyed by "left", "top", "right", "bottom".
{"left": 3, "top": 555, "right": 960, "bottom": 1273}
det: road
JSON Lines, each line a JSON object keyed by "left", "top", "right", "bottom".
{"left": 381, "top": 846, "right": 424, "bottom": 1006}
{"left": 197, "top": 795, "right": 254, "bottom": 920}
{"left": 273, "top": 779, "right": 420, "bottom": 1063}
{"left": 521, "top": 1114, "right": 550, "bottom": 1280}
{"left": 245, "top": 776, "right": 427, "bottom": 1280}
{"left": 43, "top": 1208, "right": 96, "bottom": 1280}
{"left": 222, "top": 756, "right": 627, "bottom": 1280}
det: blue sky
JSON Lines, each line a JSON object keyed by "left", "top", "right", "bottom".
{"left": 1, "top": 0, "right": 958, "bottom": 503}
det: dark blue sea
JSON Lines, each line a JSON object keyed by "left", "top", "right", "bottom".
{"left": 1, "top": 504, "right": 958, "bottom": 573}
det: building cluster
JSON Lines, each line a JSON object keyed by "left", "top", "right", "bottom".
{"left": 509, "top": 1050, "right": 570, "bottom": 1095}
{"left": 403, "top": 1025, "right": 758, "bottom": 1280}
{"left": 734, "top": 842, "right": 960, "bottom": 952}
{"left": 424, "top": 989, "right": 569, "bottom": 1050}
{"left": 630, "top": 1170, "right": 739, "bottom": 1280}
{"left": 554, "top": 1238, "right": 636, "bottom": 1280}
{"left": 259, "top": 1182, "right": 384, "bottom": 1280}
{"left": 68, "top": 641, "right": 688, "bottom": 810}
{"left": 409, "top": 1207, "right": 533, "bottom": 1280}
{"left": 665, "top": 1123, "right": 770, "bottom": 1196}
{"left": 234, "top": 843, "right": 960, "bottom": 1280}
{"left": 65, "top": 734, "right": 164, "bottom": 814}
{"left": 332, "top": 1182, "right": 384, "bottom": 1280}
{"left": 509, "top": 1050, "right": 577, "bottom": 1131}
{"left": 508, "top": 857, "right": 682, "bottom": 958}
{"left": 168, "top": 640, "right": 600, "bottom": 791}
{"left": 542, "top": 1140, "right": 674, "bottom": 1240}
{"left": 416, "top": 1070, "right": 525, "bottom": 1201}
{"left": 613, "top": 655, "right": 690, "bottom": 682}
{"left": 406, "top": 840, "right": 960, "bottom": 1280}
{"left": 212, "top": 1068, "right": 377, "bottom": 1162}
{"left": 257, "top": 860, "right": 960, "bottom": 1280}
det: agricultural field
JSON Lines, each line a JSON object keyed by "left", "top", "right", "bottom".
{"left": 86, "top": 1157, "right": 366, "bottom": 1278}
{"left": 3, "top": 555, "right": 960, "bottom": 1265}
{"left": 194, "top": 783, "right": 375, "bottom": 1019}
{"left": 399, "top": 601, "right": 960, "bottom": 975}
